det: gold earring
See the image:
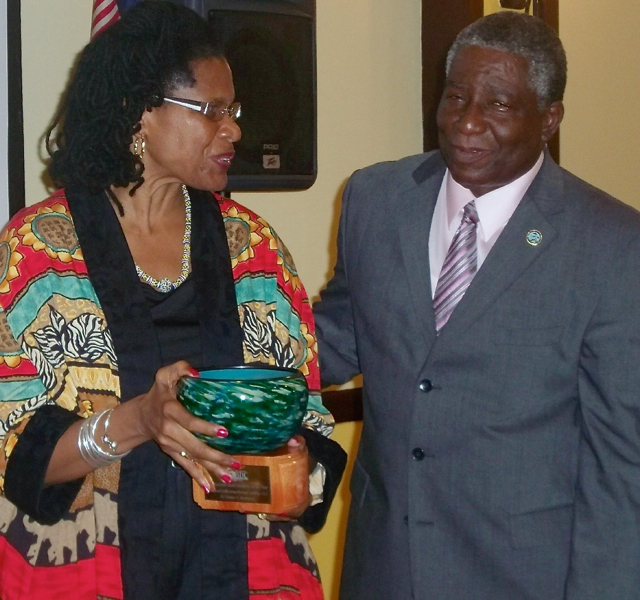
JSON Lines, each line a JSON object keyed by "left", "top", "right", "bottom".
{"left": 133, "top": 136, "right": 146, "bottom": 159}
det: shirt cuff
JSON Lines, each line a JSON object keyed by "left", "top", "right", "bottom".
{"left": 309, "top": 462, "right": 326, "bottom": 506}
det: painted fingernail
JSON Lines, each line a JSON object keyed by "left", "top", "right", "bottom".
{"left": 202, "top": 484, "right": 211, "bottom": 494}
{"left": 188, "top": 368, "right": 200, "bottom": 377}
{"left": 221, "top": 474, "right": 232, "bottom": 484}
{"left": 231, "top": 461, "right": 242, "bottom": 470}
{"left": 217, "top": 428, "right": 229, "bottom": 438}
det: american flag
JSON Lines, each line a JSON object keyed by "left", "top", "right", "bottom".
{"left": 92, "top": 2, "right": 192, "bottom": 39}
{"left": 91, "top": 0, "right": 121, "bottom": 38}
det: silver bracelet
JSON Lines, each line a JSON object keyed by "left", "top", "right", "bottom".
{"left": 77, "top": 409, "right": 130, "bottom": 469}
{"left": 101, "top": 409, "right": 120, "bottom": 453}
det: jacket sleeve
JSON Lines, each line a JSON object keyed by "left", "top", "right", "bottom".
{"left": 3, "top": 405, "right": 83, "bottom": 525}
{"left": 565, "top": 231, "right": 640, "bottom": 599}
{"left": 314, "top": 175, "right": 362, "bottom": 387}
{"left": 0, "top": 215, "right": 87, "bottom": 524}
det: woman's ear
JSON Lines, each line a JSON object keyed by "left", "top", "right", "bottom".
{"left": 136, "top": 113, "right": 148, "bottom": 138}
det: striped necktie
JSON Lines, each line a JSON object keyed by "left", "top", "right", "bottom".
{"left": 433, "top": 200, "right": 479, "bottom": 334}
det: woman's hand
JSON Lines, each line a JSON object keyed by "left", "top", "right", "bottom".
{"left": 133, "top": 360, "right": 240, "bottom": 492}
{"left": 46, "top": 360, "right": 238, "bottom": 488}
{"left": 257, "top": 435, "right": 313, "bottom": 522}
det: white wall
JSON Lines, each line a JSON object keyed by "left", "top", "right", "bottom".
{"left": 21, "top": 0, "right": 93, "bottom": 207}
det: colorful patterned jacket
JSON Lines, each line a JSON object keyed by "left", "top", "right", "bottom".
{"left": 0, "top": 189, "right": 336, "bottom": 599}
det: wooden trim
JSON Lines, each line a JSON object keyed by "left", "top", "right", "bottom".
{"left": 537, "top": 0, "right": 558, "bottom": 33}
{"left": 538, "top": 0, "right": 560, "bottom": 163}
{"left": 422, "top": 0, "right": 484, "bottom": 152}
{"left": 322, "top": 387, "right": 363, "bottom": 423}
{"left": 7, "top": 0, "right": 24, "bottom": 216}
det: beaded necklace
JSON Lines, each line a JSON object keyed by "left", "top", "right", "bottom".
{"left": 135, "top": 184, "right": 192, "bottom": 294}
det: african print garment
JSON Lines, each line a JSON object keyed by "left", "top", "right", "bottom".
{"left": 0, "top": 190, "right": 333, "bottom": 600}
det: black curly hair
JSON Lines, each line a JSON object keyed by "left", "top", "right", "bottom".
{"left": 46, "top": 0, "right": 224, "bottom": 207}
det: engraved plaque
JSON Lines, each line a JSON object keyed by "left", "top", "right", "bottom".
{"left": 193, "top": 444, "right": 309, "bottom": 514}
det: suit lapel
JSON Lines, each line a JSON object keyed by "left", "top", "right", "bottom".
{"left": 392, "top": 152, "right": 446, "bottom": 344}
{"left": 436, "top": 153, "right": 566, "bottom": 342}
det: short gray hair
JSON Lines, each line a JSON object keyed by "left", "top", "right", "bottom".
{"left": 446, "top": 11, "right": 567, "bottom": 110}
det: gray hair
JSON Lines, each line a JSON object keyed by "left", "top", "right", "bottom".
{"left": 446, "top": 11, "right": 567, "bottom": 110}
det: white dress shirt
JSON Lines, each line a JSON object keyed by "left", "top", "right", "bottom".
{"left": 429, "top": 152, "right": 544, "bottom": 298}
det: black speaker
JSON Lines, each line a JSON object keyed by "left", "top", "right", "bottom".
{"left": 180, "top": 0, "right": 317, "bottom": 192}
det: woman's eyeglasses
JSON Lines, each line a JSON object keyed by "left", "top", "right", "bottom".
{"left": 163, "top": 97, "right": 242, "bottom": 122}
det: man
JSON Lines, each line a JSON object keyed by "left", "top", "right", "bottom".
{"left": 314, "top": 11, "right": 640, "bottom": 600}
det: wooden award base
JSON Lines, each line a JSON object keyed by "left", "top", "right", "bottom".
{"left": 192, "top": 444, "right": 309, "bottom": 514}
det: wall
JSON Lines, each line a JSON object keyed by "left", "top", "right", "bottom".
{"left": 558, "top": 0, "right": 639, "bottom": 207}
{"left": 20, "top": 2, "right": 422, "bottom": 599}
{"left": 484, "top": 0, "right": 640, "bottom": 208}
{"left": 21, "top": 0, "right": 94, "bottom": 206}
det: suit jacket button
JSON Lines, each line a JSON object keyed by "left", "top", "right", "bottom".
{"left": 419, "top": 379, "right": 433, "bottom": 393}
{"left": 412, "top": 448, "right": 426, "bottom": 461}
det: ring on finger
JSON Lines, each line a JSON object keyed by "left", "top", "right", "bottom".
{"left": 180, "top": 450, "right": 195, "bottom": 463}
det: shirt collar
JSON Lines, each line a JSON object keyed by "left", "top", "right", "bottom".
{"left": 445, "top": 152, "right": 544, "bottom": 239}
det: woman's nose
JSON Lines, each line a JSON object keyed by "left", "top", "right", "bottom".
{"left": 219, "top": 117, "right": 242, "bottom": 143}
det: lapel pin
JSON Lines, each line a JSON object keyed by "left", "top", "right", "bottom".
{"left": 526, "top": 230, "right": 542, "bottom": 246}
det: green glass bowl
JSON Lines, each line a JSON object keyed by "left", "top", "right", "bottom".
{"left": 176, "top": 365, "right": 309, "bottom": 454}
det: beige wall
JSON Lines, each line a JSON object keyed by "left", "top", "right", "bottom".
{"left": 21, "top": 0, "right": 94, "bottom": 204}
{"left": 20, "top": 1, "right": 639, "bottom": 599}
{"left": 484, "top": 0, "right": 640, "bottom": 208}
{"left": 559, "top": 1, "right": 639, "bottom": 207}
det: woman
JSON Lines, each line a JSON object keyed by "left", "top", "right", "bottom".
{"left": 0, "top": 2, "right": 345, "bottom": 599}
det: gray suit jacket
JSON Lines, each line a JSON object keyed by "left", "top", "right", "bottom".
{"left": 314, "top": 150, "right": 640, "bottom": 599}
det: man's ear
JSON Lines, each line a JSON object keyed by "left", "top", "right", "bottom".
{"left": 541, "top": 100, "right": 564, "bottom": 142}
